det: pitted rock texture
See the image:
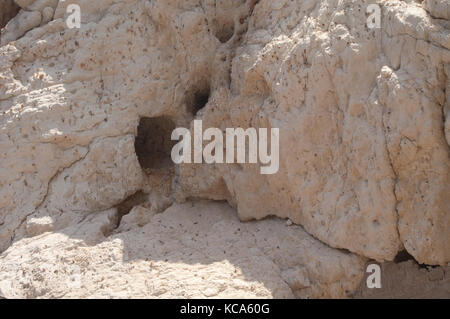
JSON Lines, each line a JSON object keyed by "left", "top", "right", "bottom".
{"left": 0, "top": 0, "right": 449, "bottom": 298}
{"left": 0, "top": 201, "right": 365, "bottom": 298}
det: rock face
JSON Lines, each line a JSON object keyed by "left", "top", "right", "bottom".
{"left": 0, "top": 201, "right": 365, "bottom": 298}
{"left": 0, "top": 0, "right": 449, "bottom": 298}
{"left": 0, "top": 0, "right": 58, "bottom": 46}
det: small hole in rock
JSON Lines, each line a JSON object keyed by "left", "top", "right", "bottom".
{"left": 135, "top": 116, "right": 177, "bottom": 171}
{"left": 213, "top": 18, "right": 235, "bottom": 43}
{"left": 187, "top": 86, "right": 211, "bottom": 116}
{"left": 0, "top": 0, "right": 20, "bottom": 29}
{"left": 394, "top": 250, "right": 415, "bottom": 263}
{"left": 115, "top": 191, "right": 148, "bottom": 228}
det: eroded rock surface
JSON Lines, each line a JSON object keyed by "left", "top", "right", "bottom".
{"left": 0, "top": 201, "right": 365, "bottom": 298}
{"left": 0, "top": 0, "right": 449, "bottom": 298}
{"left": 0, "top": 0, "right": 20, "bottom": 30}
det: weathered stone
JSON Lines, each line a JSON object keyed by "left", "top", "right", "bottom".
{"left": 0, "top": 0, "right": 448, "bottom": 298}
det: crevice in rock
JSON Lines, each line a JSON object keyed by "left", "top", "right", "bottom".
{"left": 394, "top": 249, "right": 429, "bottom": 269}
{"left": 394, "top": 249, "right": 415, "bottom": 263}
{"left": 232, "top": 0, "right": 260, "bottom": 46}
{"left": 135, "top": 116, "right": 177, "bottom": 171}
{"left": 186, "top": 84, "right": 211, "bottom": 116}
{"left": 379, "top": 95, "right": 405, "bottom": 260}
{"left": 0, "top": 0, "right": 20, "bottom": 29}
{"left": 8, "top": 143, "right": 93, "bottom": 252}
{"left": 115, "top": 191, "right": 148, "bottom": 229}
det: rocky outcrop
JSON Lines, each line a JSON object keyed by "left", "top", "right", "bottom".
{"left": 0, "top": 0, "right": 449, "bottom": 298}
{"left": 423, "top": 0, "right": 450, "bottom": 20}
{"left": 0, "top": 0, "right": 59, "bottom": 46}
{"left": 174, "top": 0, "right": 450, "bottom": 266}
{"left": 0, "top": 201, "right": 365, "bottom": 298}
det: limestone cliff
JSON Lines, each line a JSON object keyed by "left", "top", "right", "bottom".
{"left": 0, "top": 0, "right": 448, "bottom": 298}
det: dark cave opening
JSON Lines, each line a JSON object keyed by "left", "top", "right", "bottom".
{"left": 187, "top": 86, "right": 211, "bottom": 116}
{"left": 393, "top": 249, "right": 428, "bottom": 269}
{"left": 115, "top": 191, "right": 148, "bottom": 229}
{"left": 135, "top": 116, "right": 177, "bottom": 171}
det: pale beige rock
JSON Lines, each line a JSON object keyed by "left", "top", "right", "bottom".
{"left": 0, "top": 10, "right": 42, "bottom": 46}
{"left": 40, "top": 7, "right": 54, "bottom": 26}
{"left": 423, "top": 0, "right": 450, "bottom": 20}
{"left": 177, "top": 0, "right": 450, "bottom": 265}
{"left": 0, "top": 0, "right": 448, "bottom": 299}
{"left": 354, "top": 259, "right": 450, "bottom": 298}
{"left": 0, "top": 201, "right": 365, "bottom": 299}
{"left": 1, "top": 0, "right": 59, "bottom": 45}
{"left": 20, "top": 135, "right": 144, "bottom": 238}
{"left": 117, "top": 205, "right": 154, "bottom": 231}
